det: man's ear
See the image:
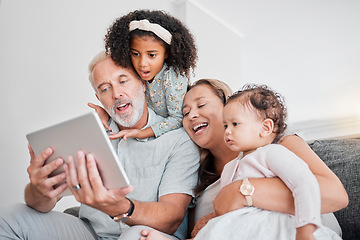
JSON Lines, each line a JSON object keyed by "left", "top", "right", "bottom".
{"left": 260, "top": 118, "right": 274, "bottom": 137}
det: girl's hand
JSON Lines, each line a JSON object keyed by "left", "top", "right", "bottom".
{"left": 109, "top": 129, "right": 141, "bottom": 140}
{"left": 88, "top": 102, "right": 111, "bottom": 131}
{"left": 191, "top": 212, "right": 216, "bottom": 238}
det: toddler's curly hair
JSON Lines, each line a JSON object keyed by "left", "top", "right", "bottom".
{"left": 226, "top": 84, "right": 288, "bottom": 143}
{"left": 105, "top": 9, "right": 197, "bottom": 79}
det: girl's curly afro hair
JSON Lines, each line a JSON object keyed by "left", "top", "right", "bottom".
{"left": 105, "top": 9, "right": 198, "bottom": 79}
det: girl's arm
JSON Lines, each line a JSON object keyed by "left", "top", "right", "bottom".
{"left": 213, "top": 135, "right": 348, "bottom": 216}
{"left": 88, "top": 103, "right": 111, "bottom": 131}
{"left": 88, "top": 102, "right": 154, "bottom": 139}
{"left": 149, "top": 70, "right": 187, "bottom": 138}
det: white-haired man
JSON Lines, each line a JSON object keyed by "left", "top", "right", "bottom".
{"left": 0, "top": 52, "right": 199, "bottom": 240}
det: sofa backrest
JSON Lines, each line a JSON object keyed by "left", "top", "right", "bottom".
{"left": 309, "top": 139, "right": 360, "bottom": 240}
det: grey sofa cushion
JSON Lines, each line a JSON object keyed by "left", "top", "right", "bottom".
{"left": 309, "top": 139, "right": 360, "bottom": 240}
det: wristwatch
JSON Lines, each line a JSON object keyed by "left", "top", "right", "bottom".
{"left": 239, "top": 178, "right": 255, "bottom": 207}
{"left": 112, "top": 197, "right": 135, "bottom": 223}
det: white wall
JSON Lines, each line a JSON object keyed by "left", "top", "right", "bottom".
{"left": 187, "top": 0, "right": 360, "bottom": 126}
{"left": 0, "top": 0, "right": 173, "bottom": 211}
{"left": 1, "top": 0, "right": 360, "bottom": 210}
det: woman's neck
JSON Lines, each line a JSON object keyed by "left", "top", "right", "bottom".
{"left": 209, "top": 143, "right": 239, "bottom": 176}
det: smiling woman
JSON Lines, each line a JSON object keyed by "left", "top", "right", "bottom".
{"left": 141, "top": 78, "right": 348, "bottom": 240}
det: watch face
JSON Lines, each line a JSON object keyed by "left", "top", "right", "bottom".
{"left": 240, "top": 183, "right": 254, "bottom": 195}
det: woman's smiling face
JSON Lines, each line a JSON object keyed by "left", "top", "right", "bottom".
{"left": 182, "top": 84, "right": 226, "bottom": 150}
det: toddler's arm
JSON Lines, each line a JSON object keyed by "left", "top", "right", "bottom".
{"left": 257, "top": 145, "right": 322, "bottom": 232}
{"left": 88, "top": 103, "right": 155, "bottom": 140}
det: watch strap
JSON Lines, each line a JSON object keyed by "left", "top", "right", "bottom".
{"left": 245, "top": 195, "right": 253, "bottom": 206}
{"left": 112, "top": 197, "right": 135, "bottom": 222}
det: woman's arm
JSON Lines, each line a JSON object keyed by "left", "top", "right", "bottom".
{"left": 213, "top": 135, "right": 348, "bottom": 216}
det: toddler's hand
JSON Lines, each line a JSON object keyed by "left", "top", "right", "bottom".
{"left": 88, "top": 102, "right": 111, "bottom": 131}
{"left": 296, "top": 224, "right": 316, "bottom": 240}
{"left": 191, "top": 212, "right": 216, "bottom": 238}
{"left": 139, "top": 229, "right": 171, "bottom": 240}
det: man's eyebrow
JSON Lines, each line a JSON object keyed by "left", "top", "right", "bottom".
{"left": 118, "top": 74, "right": 128, "bottom": 78}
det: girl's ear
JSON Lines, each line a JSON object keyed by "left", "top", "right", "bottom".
{"left": 260, "top": 118, "right": 274, "bottom": 137}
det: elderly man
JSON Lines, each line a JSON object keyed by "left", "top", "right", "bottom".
{"left": 0, "top": 52, "right": 199, "bottom": 240}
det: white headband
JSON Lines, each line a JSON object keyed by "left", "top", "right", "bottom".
{"left": 129, "top": 19, "right": 172, "bottom": 45}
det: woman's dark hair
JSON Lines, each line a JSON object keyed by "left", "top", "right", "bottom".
{"left": 105, "top": 9, "right": 197, "bottom": 79}
{"left": 226, "top": 84, "right": 287, "bottom": 143}
{"left": 188, "top": 79, "right": 233, "bottom": 196}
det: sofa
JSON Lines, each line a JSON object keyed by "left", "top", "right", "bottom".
{"left": 308, "top": 139, "right": 360, "bottom": 240}
{"left": 65, "top": 139, "right": 360, "bottom": 239}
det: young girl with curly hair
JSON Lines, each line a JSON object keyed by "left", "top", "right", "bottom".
{"left": 90, "top": 9, "right": 197, "bottom": 139}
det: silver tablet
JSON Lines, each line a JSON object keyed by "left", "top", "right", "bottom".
{"left": 26, "top": 112, "right": 130, "bottom": 196}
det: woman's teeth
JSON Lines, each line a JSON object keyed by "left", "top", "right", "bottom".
{"left": 193, "top": 123, "right": 208, "bottom": 132}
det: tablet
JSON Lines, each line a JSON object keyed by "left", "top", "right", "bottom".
{"left": 26, "top": 112, "right": 130, "bottom": 196}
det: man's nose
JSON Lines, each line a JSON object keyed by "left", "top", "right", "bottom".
{"left": 113, "top": 85, "right": 124, "bottom": 99}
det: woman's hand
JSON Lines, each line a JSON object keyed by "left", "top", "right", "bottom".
{"left": 63, "top": 150, "right": 133, "bottom": 216}
{"left": 191, "top": 212, "right": 217, "bottom": 238}
{"left": 213, "top": 180, "right": 246, "bottom": 216}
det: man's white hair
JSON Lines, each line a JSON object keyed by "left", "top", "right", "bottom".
{"left": 88, "top": 50, "right": 109, "bottom": 89}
